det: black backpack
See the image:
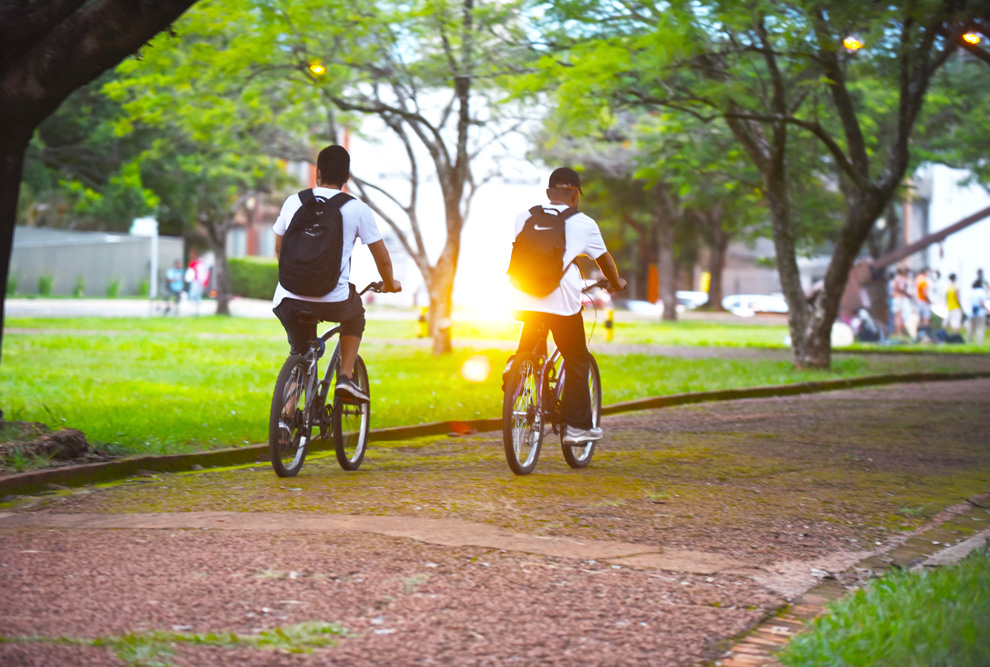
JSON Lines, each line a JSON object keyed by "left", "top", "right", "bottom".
{"left": 506, "top": 205, "right": 578, "bottom": 297}
{"left": 279, "top": 189, "right": 352, "bottom": 296}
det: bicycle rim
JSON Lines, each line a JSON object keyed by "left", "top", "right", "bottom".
{"left": 502, "top": 355, "right": 544, "bottom": 475}
{"left": 269, "top": 357, "right": 310, "bottom": 477}
{"left": 560, "top": 356, "right": 600, "bottom": 469}
{"left": 333, "top": 355, "right": 370, "bottom": 471}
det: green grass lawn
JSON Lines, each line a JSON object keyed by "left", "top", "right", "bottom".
{"left": 3, "top": 314, "right": 989, "bottom": 456}
{"left": 781, "top": 549, "right": 990, "bottom": 667}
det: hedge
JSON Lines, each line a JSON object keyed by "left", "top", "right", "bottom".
{"left": 229, "top": 256, "right": 279, "bottom": 300}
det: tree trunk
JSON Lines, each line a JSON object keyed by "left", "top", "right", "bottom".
{"left": 208, "top": 228, "right": 232, "bottom": 316}
{"left": 427, "top": 255, "right": 456, "bottom": 355}
{"left": 0, "top": 129, "right": 30, "bottom": 368}
{"left": 707, "top": 221, "right": 728, "bottom": 311}
{"left": 653, "top": 183, "right": 678, "bottom": 321}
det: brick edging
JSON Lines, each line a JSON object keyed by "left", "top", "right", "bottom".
{"left": 3, "top": 371, "right": 989, "bottom": 498}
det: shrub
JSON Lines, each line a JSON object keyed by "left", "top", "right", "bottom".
{"left": 6, "top": 274, "right": 17, "bottom": 296}
{"left": 107, "top": 277, "right": 122, "bottom": 298}
{"left": 229, "top": 256, "right": 279, "bottom": 300}
{"left": 38, "top": 274, "right": 54, "bottom": 296}
{"left": 137, "top": 279, "right": 149, "bottom": 297}
{"left": 73, "top": 275, "right": 86, "bottom": 298}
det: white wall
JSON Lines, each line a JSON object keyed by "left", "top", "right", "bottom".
{"left": 920, "top": 164, "right": 990, "bottom": 303}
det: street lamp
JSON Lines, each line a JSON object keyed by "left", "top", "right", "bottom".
{"left": 962, "top": 32, "right": 980, "bottom": 46}
{"left": 843, "top": 35, "right": 864, "bottom": 51}
{"left": 309, "top": 60, "right": 326, "bottom": 76}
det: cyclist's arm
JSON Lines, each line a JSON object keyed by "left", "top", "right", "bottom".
{"left": 594, "top": 251, "right": 627, "bottom": 292}
{"left": 274, "top": 233, "right": 283, "bottom": 260}
{"left": 368, "top": 240, "right": 401, "bottom": 292}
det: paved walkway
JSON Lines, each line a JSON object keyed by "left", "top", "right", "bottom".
{"left": 2, "top": 378, "right": 989, "bottom": 665}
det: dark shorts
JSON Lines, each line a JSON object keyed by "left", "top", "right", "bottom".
{"left": 273, "top": 284, "right": 366, "bottom": 354}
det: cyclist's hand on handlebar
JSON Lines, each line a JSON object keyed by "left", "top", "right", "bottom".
{"left": 381, "top": 279, "right": 402, "bottom": 293}
{"left": 608, "top": 277, "right": 628, "bottom": 293}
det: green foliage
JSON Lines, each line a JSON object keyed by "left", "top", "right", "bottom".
{"left": 72, "top": 275, "right": 85, "bottom": 298}
{"left": 6, "top": 274, "right": 17, "bottom": 296}
{"left": 229, "top": 256, "right": 279, "bottom": 300}
{"left": 137, "top": 279, "right": 149, "bottom": 297}
{"left": 107, "top": 278, "right": 122, "bottom": 298}
{"left": 19, "top": 71, "right": 160, "bottom": 232}
{"left": 37, "top": 274, "right": 54, "bottom": 296}
{"left": 781, "top": 549, "right": 990, "bottom": 667}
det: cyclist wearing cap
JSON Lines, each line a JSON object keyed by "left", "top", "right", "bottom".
{"left": 509, "top": 167, "right": 627, "bottom": 444}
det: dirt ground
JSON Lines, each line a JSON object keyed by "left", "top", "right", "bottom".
{"left": 2, "top": 378, "right": 989, "bottom": 666}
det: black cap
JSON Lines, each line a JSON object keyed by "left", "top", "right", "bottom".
{"left": 548, "top": 167, "right": 583, "bottom": 194}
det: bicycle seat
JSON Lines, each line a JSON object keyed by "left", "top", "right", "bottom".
{"left": 294, "top": 311, "right": 319, "bottom": 325}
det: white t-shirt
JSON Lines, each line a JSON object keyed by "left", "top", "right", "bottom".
{"left": 272, "top": 187, "right": 383, "bottom": 307}
{"left": 509, "top": 203, "right": 608, "bottom": 316}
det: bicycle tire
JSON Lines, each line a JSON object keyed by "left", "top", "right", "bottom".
{"left": 502, "top": 353, "right": 545, "bottom": 475}
{"left": 269, "top": 355, "right": 311, "bottom": 477}
{"left": 560, "top": 355, "right": 601, "bottom": 469}
{"left": 332, "top": 355, "right": 371, "bottom": 471}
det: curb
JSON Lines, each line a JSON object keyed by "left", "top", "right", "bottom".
{"left": 3, "top": 371, "right": 990, "bottom": 498}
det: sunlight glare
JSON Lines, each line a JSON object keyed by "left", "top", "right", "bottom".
{"left": 460, "top": 354, "right": 492, "bottom": 383}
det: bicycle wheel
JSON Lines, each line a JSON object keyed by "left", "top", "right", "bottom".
{"left": 332, "top": 355, "right": 371, "bottom": 471}
{"left": 560, "top": 355, "right": 601, "bottom": 469}
{"left": 269, "top": 355, "right": 311, "bottom": 477}
{"left": 502, "top": 353, "right": 545, "bottom": 475}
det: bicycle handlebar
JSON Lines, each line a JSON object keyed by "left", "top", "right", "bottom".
{"left": 359, "top": 281, "right": 401, "bottom": 295}
{"left": 583, "top": 279, "right": 621, "bottom": 294}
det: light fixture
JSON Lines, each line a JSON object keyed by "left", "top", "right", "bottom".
{"left": 309, "top": 61, "right": 326, "bottom": 76}
{"left": 962, "top": 32, "right": 980, "bottom": 46}
{"left": 843, "top": 35, "right": 864, "bottom": 51}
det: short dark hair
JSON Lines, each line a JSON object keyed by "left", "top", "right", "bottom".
{"left": 317, "top": 145, "right": 350, "bottom": 186}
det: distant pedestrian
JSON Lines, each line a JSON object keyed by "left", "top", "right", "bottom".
{"left": 946, "top": 273, "right": 963, "bottom": 334}
{"left": 969, "top": 271, "right": 989, "bottom": 345}
{"left": 185, "top": 251, "right": 210, "bottom": 315}
{"left": 914, "top": 268, "right": 931, "bottom": 336}
{"left": 164, "top": 259, "right": 185, "bottom": 314}
{"left": 890, "top": 266, "right": 911, "bottom": 338}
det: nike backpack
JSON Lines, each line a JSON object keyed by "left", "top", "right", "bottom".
{"left": 278, "top": 189, "right": 352, "bottom": 296}
{"left": 506, "top": 205, "right": 578, "bottom": 297}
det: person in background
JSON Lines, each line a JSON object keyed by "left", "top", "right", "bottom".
{"left": 185, "top": 251, "right": 210, "bottom": 316}
{"left": 914, "top": 268, "right": 931, "bottom": 338}
{"left": 968, "top": 270, "right": 989, "bottom": 345}
{"left": 890, "top": 266, "right": 911, "bottom": 338}
{"left": 946, "top": 273, "right": 963, "bottom": 335}
{"left": 164, "top": 259, "right": 185, "bottom": 314}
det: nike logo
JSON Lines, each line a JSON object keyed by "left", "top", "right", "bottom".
{"left": 534, "top": 225, "right": 555, "bottom": 231}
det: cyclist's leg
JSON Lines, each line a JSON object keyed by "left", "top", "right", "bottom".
{"left": 274, "top": 299, "right": 317, "bottom": 355}
{"left": 548, "top": 312, "right": 594, "bottom": 430}
{"left": 325, "top": 285, "right": 366, "bottom": 378}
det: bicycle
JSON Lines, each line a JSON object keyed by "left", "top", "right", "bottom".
{"left": 150, "top": 289, "right": 183, "bottom": 316}
{"left": 501, "top": 279, "right": 611, "bottom": 475}
{"left": 268, "top": 282, "right": 382, "bottom": 477}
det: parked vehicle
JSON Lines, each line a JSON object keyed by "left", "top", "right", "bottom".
{"left": 722, "top": 293, "right": 789, "bottom": 317}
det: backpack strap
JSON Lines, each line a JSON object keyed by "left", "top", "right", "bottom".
{"left": 298, "top": 189, "right": 315, "bottom": 204}
{"left": 529, "top": 205, "right": 579, "bottom": 219}
{"left": 327, "top": 192, "right": 354, "bottom": 209}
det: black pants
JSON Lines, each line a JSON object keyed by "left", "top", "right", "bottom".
{"left": 515, "top": 311, "right": 593, "bottom": 430}
{"left": 273, "top": 284, "right": 366, "bottom": 355}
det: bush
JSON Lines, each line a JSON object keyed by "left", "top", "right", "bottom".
{"left": 73, "top": 275, "right": 85, "bottom": 298}
{"left": 137, "top": 279, "right": 149, "bottom": 297}
{"left": 38, "top": 274, "right": 54, "bottom": 296}
{"left": 229, "top": 256, "right": 279, "bottom": 300}
{"left": 107, "top": 277, "right": 122, "bottom": 298}
{"left": 6, "top": 274, "right": 17, "bottom": 296}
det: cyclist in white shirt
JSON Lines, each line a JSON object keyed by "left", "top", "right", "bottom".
{"left": 272, "top": 145, "right": 401, "bottom": 402}
{"left": 510, "top": 167, "right": 627, "bottom": 444}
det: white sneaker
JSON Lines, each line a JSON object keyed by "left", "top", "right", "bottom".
{"left": 562, "top": 425, "right": 604, "bottom": 444}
